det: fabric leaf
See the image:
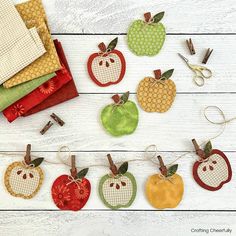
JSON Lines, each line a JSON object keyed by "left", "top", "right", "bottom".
{"left": 153, "top": 12, "right": 165, "bottom": 23}
{"left": 204, "top": 141, "right": 212, "bottom": 157}
{"left": 121, "top": 91, "right": 129, "bottom": 103}
{"left": 76, "top": 168, "right": 89, "bottom": 179}
{"left": 30, "top": 158, "right": 44, "bottom": 167}
{"left": 107, "top": 37, "right": 118, "bottom": 51}
{"left": 161, "top": 69, "right": 174, "bottom": 80}
{"left": 166, "top": 164, "right": 178, "bottom": 177}
{"left": 118, "top": 162, "right": 128, "bottom": 174}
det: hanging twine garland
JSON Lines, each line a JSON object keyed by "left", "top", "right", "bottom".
{"left": 0, "top": 106, "right": 235, "bottom": 169}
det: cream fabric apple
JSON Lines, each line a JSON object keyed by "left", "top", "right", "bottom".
{"left": 98, "top": 154, "right": 137, "bottom": 209}
{"left": 192, "top": 139, "right": 232, "bottom": 191}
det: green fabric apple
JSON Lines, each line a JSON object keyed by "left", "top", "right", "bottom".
{"left": 99, "top": 155, "right": 137, "bottom": 209}
{"left": 127, "top": 12, "right": 166, "bottom": 56}
{"left": 101, "top": 92, "right": 139, "bottom": 137}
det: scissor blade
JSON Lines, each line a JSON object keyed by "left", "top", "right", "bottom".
{"left": 178, "top": 53, "right": 188, "bottom": 63}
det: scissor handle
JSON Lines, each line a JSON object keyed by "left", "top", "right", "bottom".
{"left": 198, "top": 66, "right": 212, "bottom": 79}
{"left": 193, "top": 74, "right": 205, "bottom": 87}
{"left": 191, "top": 65, "right": 212, "bottom": 79}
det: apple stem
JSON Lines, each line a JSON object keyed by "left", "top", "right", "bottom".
{"left": 157, "top": 155, "right": 168, "bottom": 177}
{"left": 98, "top": 42, "right": 107, "bottom": 53}
{"left": 154, "top": 69, "right": 161, "bottom": 80}
{"left": 24, "top": 144, "right": 31, "bottom": 165}
{"left": 144, "top": 12, "right": 152, "bottom": 22}
{"left": 192, "top": 139, "right": 206, "bottom": 159}
{"left": 111, "top": 94, "right": 121, "bottom": 104}
{"left": 107, "top": 154, "right": 118, "bottom": 175}
{"left": 70, "top": 155, "right": 77, "bottom": 178}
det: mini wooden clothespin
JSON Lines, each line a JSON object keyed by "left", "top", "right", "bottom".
{"left": 24, "top": 144, "right": 31, "bottom": 165}
{"left": 50, "top": 113, "right": 65, "bottom": 126}
{"left": 186, "top": 38, "right": 196, "bottom": 55}
{"left": 202, "top": 48, "right": 213, "bottom": 64}
{"left": 157, "top": 155, "right": 168, "bottom": 176}
{"left": 192, "top": 139, "right": 206, "bottom": 160}
{"left": 107, "top": 154, "right": 118, "bottom": 175}
{"left": 70, "top": 155, "right": 77, "bottom": 178}
{"left": 40, "top": 121, "right": 53, "bottom": 135}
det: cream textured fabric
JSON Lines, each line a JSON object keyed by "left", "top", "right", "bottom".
{"left": 3, "top": 0, "right": 61, "bottom": 88}
{"left": 0, "top": 0, "right": 45, "bottom": 84}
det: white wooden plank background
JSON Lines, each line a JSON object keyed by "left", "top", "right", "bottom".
{"left": 1, "top": 0, "right": 236, "bottom": 235}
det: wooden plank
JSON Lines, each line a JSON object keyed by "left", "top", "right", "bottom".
{"left": 53, "top": 35, "right": 236, "bottom": 93}
{"left": 34, "top": 0, "right": 236, "bottom": 34}
{"left": 0, "top": 93, "right": 235, "bottom": 152}
{"left": 0, "top": 211, "right": 235, "bottom": 236}
{"left": 0, "top": 151, "right": 235, "bottom": 210}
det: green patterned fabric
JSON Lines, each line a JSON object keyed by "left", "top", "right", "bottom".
{"left": 98, "top": 172, "right": 137, "bottom": 209}
{"left": 101, "top": 101, "right": 139, "bottom": 137}
{"left": 127, "top": 20, "right": 166, "bottom": 56}
{"left": 0, "top": 73, "right": 55, "bottom": 111}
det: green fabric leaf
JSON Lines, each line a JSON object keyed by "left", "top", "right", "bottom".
{"left": 161, "top": 69, "right": 174, "bottom": 80}
{"left": 204, "top": 141, "right": 212, "bottom": 157}
{"left": 30, "top": 158, "right": 44, "bottom": 167}
{"left": 107, "top": 37, "right": 118, "bottom": 51}
{"left": 153, "top": 12, "right": 165, "bottom": 23}
{"left": 118, "top": 162, "right": 128, "bottom": 174}
{"left": 76, "top": 168, "right": 89, "bottom": 179}
{"left": 121, "top": 91, "right": 129, "bottom": 103}
{"left": 166, "top": 164, "right": 178, "bottom": 177}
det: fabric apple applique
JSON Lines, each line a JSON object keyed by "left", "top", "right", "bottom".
{"left": 4, "top": 144, "right": 44, "bottom": 199}
{"left": 99, "top": 154, "right": 137, "bottom": 209}
{"left": 146, "top": 156, "right": 184, "bottom": 209}
{"left": 87, "top": 37, "right": 126, "bottom": 87}
{"left": 101, "top": 91, "right": 139, "bottom": 136}
{"left": 51, "top": 155, "right": 91, "bottom": 211}
{"left": 128, "top": 12, "right": 166, "bottom": 56}
{"left": 137, "top": 69, "right": 176, "bottom": 112}
{"left": 192, "top": 139, "right": 232, "bottom": 191}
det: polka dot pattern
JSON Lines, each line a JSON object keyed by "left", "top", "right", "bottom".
{"left": 127, "top": 20, "right": 166, "bottom": 56}
{"left": 137, "top": 77, "right": 176, "bottom": 113}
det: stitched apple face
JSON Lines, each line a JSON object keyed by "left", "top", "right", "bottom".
{"left": 192, "top": 139, "right": 232, "bottom": 191}
{"left": 99, "top": 155, "right": 137, "bottom": 209}
{"left": 145, "top": 156, "right": 184, "bottom": 209}
{"left": 128, "top": 12, "right": 166, "bottom": 56}
{"left": 51, "top": 168, "right": 90, "bottom": 211}
{"left": 87, "top": 38, "right": 126, "bottom": 87}
{"left": 101, "top": 91, "right": 139, "bottom": 136}
{"left": 137, "top": 69, "right": 176, "bottom": 113}
{"left": 4, "top": 158, "right": 44, "bottom": 199}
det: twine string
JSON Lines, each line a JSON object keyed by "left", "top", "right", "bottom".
{"left": 0, "top": 106, "right": 234, "bottom": 170}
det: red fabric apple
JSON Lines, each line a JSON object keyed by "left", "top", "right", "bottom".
{"left": 51, "top": 165, "right": 90, "bottom": 211}
{"left": 87, "top": 37, "right": 126, "bottom": 87}
{"left": 192, "top": 139, "right": 232, "bottom": 191}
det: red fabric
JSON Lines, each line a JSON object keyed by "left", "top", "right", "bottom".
{"left": 3, "top": 63, "right": 72, "bottom": 122}
{"left": 24, "top": 39, "right": 79, "bottom": 116}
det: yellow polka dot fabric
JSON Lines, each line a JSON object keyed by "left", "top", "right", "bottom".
{"left": 137, "top": 77, "right": 176, "bottom": 113}
{"left": 3, "top": 0, "right": 61, "bottom": 88}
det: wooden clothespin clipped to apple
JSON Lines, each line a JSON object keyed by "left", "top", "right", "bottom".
{"left": 98, "top": 154, "right": 137, "bottom": 209}
{"left": 145, "top": 155, "right": 184, "bottom": 209}
{"left": 191, "top": 139, "right": 232, "bottom": 191}
{"left": 51, "top": 154, "right": 91, "bottom": 211}
{"left": 4, "top": 144, "right": 44, "bottom": 199}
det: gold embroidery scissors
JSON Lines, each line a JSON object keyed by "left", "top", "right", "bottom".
{"left": 178, "top": 53, "right": 212, "bottom": 87}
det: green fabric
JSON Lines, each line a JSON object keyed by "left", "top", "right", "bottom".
{"left": 0, "top": 73, "right": 55, "bottom": 111}
{"left": 127, "top": 20, "right": 166, "bottom": 56}
{"left": 101, "top": 101, "right": 139, "bottom": 137}
{"left": 98, "top": 172, "right": 137, "bottom": 209}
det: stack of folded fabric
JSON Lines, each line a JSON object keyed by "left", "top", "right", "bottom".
{"left": 0, "top": 0, "right": 79, "bottom": 123}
